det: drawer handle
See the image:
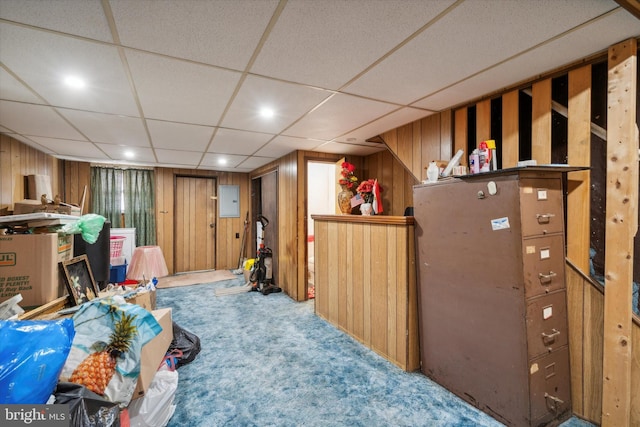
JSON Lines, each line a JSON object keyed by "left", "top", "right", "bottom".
{"left": 541, "top": 328, "right": 560, "bottom": 343}
{"left": 536, "top": 213, "right": 555, "bottom": 224}
{"left": 538, "top": 271, "right": 557, "bottom": 284}
{"left": 545, "top": 393, "right": 564, "bottom": 413}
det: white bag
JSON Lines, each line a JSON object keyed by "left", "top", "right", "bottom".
{"left": 128, "top": 364, "right": 178, "bottom": 427}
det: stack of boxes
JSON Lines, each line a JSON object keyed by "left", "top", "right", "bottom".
{"left": 109, "top": 236, "right": 128, "bottom": 284}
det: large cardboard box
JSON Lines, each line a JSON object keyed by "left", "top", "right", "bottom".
{"left": 0, "top": 233, "right": 74, "bottom": 308}
{"left": 131, "top": 307, "right": 173, "bottom": 400}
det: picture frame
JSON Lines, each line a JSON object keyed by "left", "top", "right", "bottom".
{"left": 59, "top": 254, "right": 99, "bottom": 306}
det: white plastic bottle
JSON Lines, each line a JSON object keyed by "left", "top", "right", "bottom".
{"left": 427, "top": 161, "right": 439, "bottom": 183}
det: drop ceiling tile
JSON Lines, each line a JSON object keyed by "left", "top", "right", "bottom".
{"left": 201, "top": 153, "right": 248, "bottom": 169}
{"left": 254, "top": 135, "right": 324, "bottom": 158}
{"left": 0, "top": 0, "right": 113, "bottom": 42}
{"left": 414, "top": 8, "right": 640, "bottom": 111}
{"left": 314, "top": 141, "right": 387, "bottom": 156}
{"left": 96, "top": 143, "right": 155, "bottom": 163}
{"left": 221, "top": 75, "right": 332, "bottom": 134}
{"left": 0, "top": 101, "right": 86, "bottom": 139}
{"left": 335, "top": 107, "right": 434, "bottom": 143}
{"left": 146, "top": 120, "right": 213, "bottom": 151}
{"left": 58, "top": 109, "right": 149, "bottom": 146}
{"left": 237, "top": 156, "right": 276, "bottom": 170}
{"left": 28, "top": 136, "right": 104, "bottom": 158}
{"left": 155, "top": 149, "right": 203, "bottom": 166}
{"left": 0, "top": 68, "right": 45, "bottom": 104}
{"left": 5, "top": 134, "right": 55, "bottom": 154}
{"left": 110, "top": 0, "right": 279, "bottom": 70}
{"left": 126, "top": 50, "right": 241, "bottom": 126}
{"left": 344, "top": 0, "right": 621, "bottom": 105}
{"left": 284, "top": 93, "right": 398, "bottom": 141}
{"left": 252, "top": 0, "right": 455, "bottom": 89}
{"left": 0, "top": 23, "right": 138, "bottom": 115}
{"left": 208, "top": 128, "right": 274, "bottom": 155}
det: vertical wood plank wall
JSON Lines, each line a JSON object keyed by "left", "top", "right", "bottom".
{"left": 251, "top": 150, "right": 345, "bottom": 301}
{"left": 313, "top": 216, "right": 419, "bottom": 371}
{"left": 59, "top": 161, "right": 250, "bottom": 274}
{"left": 154, "top": 167, "right": 249, "bottom": 274}
{"left": 362, "top": 150, "right": 418, "bottom": 216}
{"left": 63, "top": 161, "right": 91, "bottom": 213}
{"left": 0, "top": 134, "right": 63, "bottom": 210}
{"left": 381, "top": 41, "right": 639, "bottom": 426}
{"left": 380, "top": 111, "right": 454, "bottom": 183}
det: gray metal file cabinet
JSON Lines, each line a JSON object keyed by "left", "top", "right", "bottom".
{"left": 413, "top": 166, "right": 580, "bottom": 426}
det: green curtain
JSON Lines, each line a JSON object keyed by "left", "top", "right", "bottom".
{"left": 124, "top": 169, "right": 156, "bottom": 246}
{"left": 90, "top": 167, "right": 122, "bottom": 228}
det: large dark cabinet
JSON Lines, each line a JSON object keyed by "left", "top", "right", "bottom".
{"left": 413, "top": 167, "right": 579, "bottom": 426}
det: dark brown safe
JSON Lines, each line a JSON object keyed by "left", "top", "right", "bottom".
{"left": 413, "top": 167, "right": 581, "bottom": 426}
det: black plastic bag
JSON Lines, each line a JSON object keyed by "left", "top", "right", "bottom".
{"left": 169, "top": 322, "right": 201, "bottom": 367}
{"left": 54, "top": 382, "right": 120, "bottom": 427}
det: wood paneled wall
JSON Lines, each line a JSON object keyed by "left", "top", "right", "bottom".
{"left": 0, "top": 134, "right": 63, "bottom": 210}
{"left": 382, "top": 39, "right": 639, "bottom": 426}
{"left": 251, "top": 150, "right": 345, "bottom": 301}
{"left": 313, "top": 215, "right": 419, "bottom": 371}
{"left": 63, "top": 161, "right": 91, "bottom": 213}
{"left": 362, "top": 150, "right": 417, "bottom": 216}
{"left": 61, "top": 160, "right": 250, "bottom": 274}
{"left": 381, "top": 111, "right": 453, "bottom": 183}
{"left": 155, "top": 167, "right": 249, "bottom": 274}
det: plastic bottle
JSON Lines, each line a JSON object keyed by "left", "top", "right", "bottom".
{"left": 426, "top": 161, "right": 439, "bottom": 183}
{"left": 479, "top": 141, "right": 491, "bottom": 172}
{"left": 469, "top": 150, "right": 480, "bottom": 174}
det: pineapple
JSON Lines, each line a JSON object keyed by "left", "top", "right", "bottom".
{"left": 69, "top": 312, "right": 138, "bottom": 395}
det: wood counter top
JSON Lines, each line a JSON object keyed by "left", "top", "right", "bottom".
{"left": 311, "top": 214, "right": 414, "bottom": 225}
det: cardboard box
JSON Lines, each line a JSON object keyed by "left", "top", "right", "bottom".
{"left": 97, "top": 289, "right": 156, "bottom": 312}
{"left": 131, "top": 307, "right": 173, "bottom": 400}
{"left": 13, "top": 200, "right": 43, "bottom": 215}
{"left": 0, "top": 233, "right": 74, "bottom": 308}
{"left": 127, "top": 289, "right": 156, "bottom": 312}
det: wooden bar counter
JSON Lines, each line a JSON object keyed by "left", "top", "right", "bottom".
{"left": 311, "top": 214, "right": 419, "bottom": 371}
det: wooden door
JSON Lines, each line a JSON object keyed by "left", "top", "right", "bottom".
{"left": 174, "top": 176, "right": 216, "bottom": 273}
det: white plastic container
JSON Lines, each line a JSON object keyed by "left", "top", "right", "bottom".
{"left": 426, "top": 161, "right": 439, "bottom": 183}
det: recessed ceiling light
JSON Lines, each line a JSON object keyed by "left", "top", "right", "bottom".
{"left": 218, "top": 158, "right": 227, "bottom": 165}
{"left": 124, "top": 150, "right": 135, "bottom": 159}
{"left": 63, "top": 76, "right": 86, "bottom": 89}
{"left": 259, "top": 107, "right": 274, "bottom": 119}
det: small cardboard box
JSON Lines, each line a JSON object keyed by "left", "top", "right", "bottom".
{"left": 131, "top": 307, "right": 173, "bottom": 400}
{"left": 127, "top": 289, "right": 156, "bottom": 312}
{"left": 0, "top": 233, "right": 74, "bottom": 308}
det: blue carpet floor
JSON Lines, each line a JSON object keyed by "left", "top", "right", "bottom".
{"left": 156, "top": 275, "right": 595, "bottom": 427}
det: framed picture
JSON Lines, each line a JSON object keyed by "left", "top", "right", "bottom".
{"left": 60, "top": 255, "right": 99, "bottom": 306}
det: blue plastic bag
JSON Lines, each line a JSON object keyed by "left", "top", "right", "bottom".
{"left": 0, "top": 318, "right": 75, "bottom": 404}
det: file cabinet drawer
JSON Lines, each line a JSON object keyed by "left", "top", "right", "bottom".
{"left": 519, "top": 178, "right": 563, "bottom": 237}
{"left": 526, "top": 291, "right": 568, "bottom": 359}
{"left": 522, "top": 234, "right": 566, "bottom": 299}
{"left": 529, "top": 346, "right": 571, "bottom": 423}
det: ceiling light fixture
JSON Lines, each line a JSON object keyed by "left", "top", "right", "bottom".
{"left": 218, "top": 158, "right": 227, "bottom": 165}
{"left": 63, "top": 75, "right": 86, "bottom": 89}
{"left": 259, "top": 107, "right": 275, "bottom": 119}
{"left": 124, "top": 150, "right": 135, "bottom": 159}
